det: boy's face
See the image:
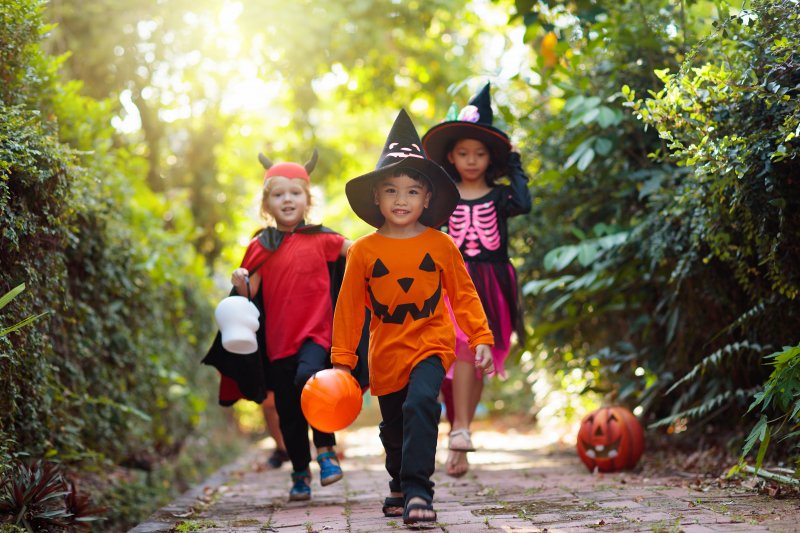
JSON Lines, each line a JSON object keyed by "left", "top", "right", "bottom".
{"left": 373, "top": 174, "right": 431, "bottom": 230}
{"left": 264, "top": 176, "right": 309, "bottom": 231}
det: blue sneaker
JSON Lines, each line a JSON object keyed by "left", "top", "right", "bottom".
{"left": 317, "top": 451, "right": 343, "bottom": 486}
{"left": 289, "top": 470, "right": 311, "bottom": 501}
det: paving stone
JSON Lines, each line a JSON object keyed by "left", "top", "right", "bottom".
{"left": 130, "top": 425, "right": 800, "bottom": 532}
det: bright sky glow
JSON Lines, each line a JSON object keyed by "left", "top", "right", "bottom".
{"left": 112, "top": 89, "right": 142, "bottom": 133}
{"left": 111, "top": 0, "right": 532, "bottom": 137}
{"left": 111, "top": 0, "right": 288, "bottom": 132}
{"left": 221, "top": 70, "right": 283, "bottom": 115}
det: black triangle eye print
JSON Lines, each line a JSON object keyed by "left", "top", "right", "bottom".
{"left": 372, "top": 259, "right": 389, "bottom": 278}
{"left": 419, "top": 253, "right": 435, "bottom": 272}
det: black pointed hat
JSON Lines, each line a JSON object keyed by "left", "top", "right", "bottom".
{"left": 421, "top": 82, "right": 512, "bottom": 178}
{"left": 346, "top": 109, "right": 459, "bottom": 228}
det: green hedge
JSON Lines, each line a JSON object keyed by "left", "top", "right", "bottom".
{"left": 630, "top": 0, "right": 800, "bottom": 467}
{"left": 1, "top": 1, "right": 240, "bottom": 528}
{"left": 513, "top": 0, "right": 799, "bottom": 466}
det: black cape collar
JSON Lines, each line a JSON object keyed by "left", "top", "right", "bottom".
{"left": 257, "top": 220, "right": 329, "bottom": 251}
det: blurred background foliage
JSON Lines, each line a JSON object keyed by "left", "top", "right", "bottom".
{"left": 0, "top": 0, "right": 798, "bottom": 529}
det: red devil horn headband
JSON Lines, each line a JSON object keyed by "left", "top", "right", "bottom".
{"left": 259, "top": 149, "right": 319, "bottom": 183}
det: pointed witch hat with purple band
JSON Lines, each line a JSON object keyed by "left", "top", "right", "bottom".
{"left": 346, "top": 109, "right": 459, "bottom": 229}
{"left": 421, "top": 82, "right": 512, "bottom": 178}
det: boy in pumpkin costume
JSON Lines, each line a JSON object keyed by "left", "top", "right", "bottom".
{"left": 331, "top": 109, "right": 494, "bottom": 525}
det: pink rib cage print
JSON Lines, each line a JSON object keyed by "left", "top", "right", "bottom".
{"left": 448, "top": 201, "right": 500, "bottom": 257}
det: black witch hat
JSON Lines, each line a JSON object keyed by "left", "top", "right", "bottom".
{"left": 421, "top": 82, "right": 512, "bottom": 178}
{"left": 346, "top": 109, "right": 459, "bottom": 228}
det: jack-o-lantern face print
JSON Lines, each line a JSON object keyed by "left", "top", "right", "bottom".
{"left": 384, "top": 142, "right": 425, "bottom": 161}
{"left": 367, "top": 252, "right": 441, "bottom": 324}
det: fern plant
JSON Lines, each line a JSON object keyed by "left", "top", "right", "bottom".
{"left": 731, "top": 344, "right": 800, "bottom": 476}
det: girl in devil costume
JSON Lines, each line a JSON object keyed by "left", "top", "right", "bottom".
{"left": 203, "top": 150, "right": 354, "bottom": 501}
{"left": 422, "top": 82, "right": 532, "bottom": 477}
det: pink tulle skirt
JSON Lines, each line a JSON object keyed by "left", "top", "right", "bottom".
{"left": 445, "top": 261, "right": 522, "bottom": 380}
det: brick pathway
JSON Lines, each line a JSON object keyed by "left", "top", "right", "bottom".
{"left": 129, "top": 423, "right": 798, "bottom": 532}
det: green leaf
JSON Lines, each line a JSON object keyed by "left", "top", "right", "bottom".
{"left": 547, "top": 292, "right": 573, "bottom": 312}
{"left": 770, "top": 344, "right": 800, "bottom": 365}
{"left": 580, "top": 107, "right": 600, "bottom": 125}
{"left": 596, "top": 106, "right": 618, "bottom": 128}
{"left": 544, "top": 245, "right": 580, "bottom": 271}
{"left": 564, "top": 138, "right": 594, "bottom": 169}
{"left": 653, "top": 68, "right": 671, "bottom": 82}
{"left": 596, "top": 231, "right": 629, "bottom": 249}
{"left": 594, "top": 137, "right": 613, "bottom": 155}
{"left": 563, "top": 95, "right": 585, "bottom": 113}
{"left": 754, "top": 422, "right": 771, "bottom": 471}
{"left": 741, "top": 415, "right": 768, "bottom": 459}
{"left": 0, "top": 283, "right": 26, "bottom": 310}
{"left": 583, "top": 96, "right": 601, "bottom": 108}
{"left": 727, "top": 463, "right": 742, "bottom": 478}
{"left": 791, "top": 399, "right": 800, "bottom": 420}
{"left": 567, "top": 271, "right": 599, "bottom": 290}
{"left": 522, "top": 279, "right": 549, "bottom": 295}
{"left": 576, "top": 148, "right": 595, "bottom": 171}
{"left": 638, "top": 175, "right": 663, "bottom": 199}
{"left": 542, "top": 275, "right": 576, "bottom": 292}
{"left": 577, "top": 243, "right": 600, "bottom": 266}
{"left": 0, "top": 311, "right": 49, "bottom": 337}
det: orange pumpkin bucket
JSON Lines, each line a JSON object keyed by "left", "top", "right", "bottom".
{"left": 301, "top": 369, "right": 363, "bottom": 433}
{"left": 576, "top": 405, "right": 645, "bottom": 472}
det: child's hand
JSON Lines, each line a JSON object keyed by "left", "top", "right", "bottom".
{"left": 231, "top": 267, "right": 258, "bottom": 298}
{"left": 332, "top": 363, "right": 351, "bottom": 373}
{"left": 231, "top": 267, "right": 249, "bottom": 286}
{"left": 474, "top": 344, "right": 494, "bottom": 375}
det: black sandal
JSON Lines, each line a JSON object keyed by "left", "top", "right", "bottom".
{"left": 382, "top": 496, "right": 404, "bottom": 517}
{"left": 402, "top": 500, "right": 437, "bottom": 525}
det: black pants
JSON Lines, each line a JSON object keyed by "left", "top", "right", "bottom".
{"left": 377, "top": 355, "right": 445, "bottom": 505}
{"left": 270, "top": 340, "right": 336, "bottom": 474}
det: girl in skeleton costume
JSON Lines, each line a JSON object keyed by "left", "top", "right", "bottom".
{"left": 422, "top": 82, "right": 531, "bottom": 477}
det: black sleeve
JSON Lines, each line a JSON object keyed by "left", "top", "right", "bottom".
{"left": 329, "top": 256, "right": 370, "bottom": 389}
{"left": 503, "top": 151, "right": 532, "bottom": 217}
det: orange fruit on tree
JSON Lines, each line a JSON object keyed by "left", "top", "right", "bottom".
{"left": 540, "top": 31, "right": 558, "bottom": 68}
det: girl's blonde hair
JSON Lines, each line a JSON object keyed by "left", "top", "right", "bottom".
{"left": 260, "top": 176, "right": 313, "bottom": 223}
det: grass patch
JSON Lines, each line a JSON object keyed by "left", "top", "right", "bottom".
{"left": 171, "top": 519, "right": 217, "bottom": 532}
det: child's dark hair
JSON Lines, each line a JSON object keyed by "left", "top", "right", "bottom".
{"left": 385, "top": 167, "right": 434, "bottom": 191}
{"left": 443, "top": 138, "right": 500, "bottom": 186}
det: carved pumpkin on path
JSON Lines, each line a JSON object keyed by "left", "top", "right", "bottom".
{"left": 576, "top": 406, "right": 645, "bottom": 473}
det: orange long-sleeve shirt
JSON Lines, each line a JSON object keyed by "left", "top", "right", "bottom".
{"left": 332, "top": 228, "right": 493, "bottom": 396}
